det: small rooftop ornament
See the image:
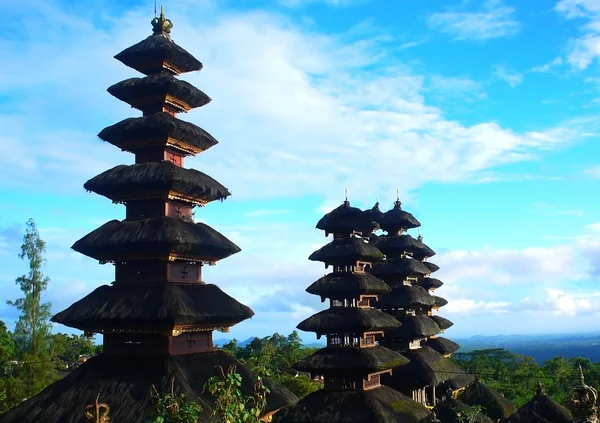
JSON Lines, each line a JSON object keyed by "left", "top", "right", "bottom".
{"left": 84, "top": 395, "right": 111, "bottom": 423}
{"left": 151, "top": 5, "right": 173, "bottom": 37}
{"left": 569, "top": 366, "right": 599, "bottom": 423}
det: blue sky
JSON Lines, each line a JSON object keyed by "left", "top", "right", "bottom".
{"left": 2, "top": 0, "right": 600, "bottom": 344}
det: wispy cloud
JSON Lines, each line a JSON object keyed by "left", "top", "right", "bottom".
{"left": 555, "top": 0, "right": 600, "bottom": 69}
{"left": 492, "top": 64, "right": 524, "bottom": 87}
{"left": 428, "top": 0, "right": 520, "bottom": 41}
{"left": 530, "top": 57, "right": 564, "bottom": 73}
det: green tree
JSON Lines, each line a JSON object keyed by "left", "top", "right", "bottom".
{"left": 0, "top": 319, "right": 16, "bottom": 370}
{"left": 6, "top": 218, "right": 57, "bottom": 395}
{"left": 50, "top": 333, "right": 96, "bottom": 369}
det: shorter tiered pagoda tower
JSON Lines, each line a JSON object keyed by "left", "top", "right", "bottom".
{"left": 569, "top": 366, "right": 598, "bottom": 423}
{"left": 274, "top": 200, "right": 432, "bottom": 423}
{"left": 505, "top": 382, "right": 572, "bottom": 423}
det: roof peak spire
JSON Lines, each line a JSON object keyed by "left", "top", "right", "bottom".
{"left": 151, "top": 4, "right": 174, "bottom": 38}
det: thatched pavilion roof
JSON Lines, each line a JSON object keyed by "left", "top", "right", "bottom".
{"left": 382, "top": 346, "right": 457, "bottom": 389}
{"left": 309, "top": 237, "right": 385, "bottom": 266}
{"left": 418, "top": 277, "right": 444, "bottom": 291}
{"left": 426, "top": 337, "right": 460, "bottom": 356}
{"left": 72, "top": 217, "right": 240, "bottom": 263}
{"left": 98, "top": 112, "right": 218, "bottom": 155}
{"left": 372, "top": 257, "right": 431, "bottom": 281}
{"left": 51, "top": 283, "right": 254, "bottom": 333}
{"left": 306, "top": 272, "right": 391, "bottom": 300}
{"left": 423, "top": 262, "right": 440, "bottom": 273}
{"left": 373, "top": 234, "right": 436, "bottom": 260}
{"left": 272, "top": 385, "right": 432, "bottom": 423}
{"left": 459, "top": 380, "right": 516, "bottom": 421}
{"left": 430, "top": 316, "right": 453, "bottom": 331}
{"left": 432, "top": 296, "right": 448, "bottom": 309}
{"left": 294, "top": 345, "right": 409, "bottom": 376}
{"left": 363, "top": 202, "right": 384, "bottom": 224}
{"left": 433, "top": 397, "right": 493, "bottom": 423}
{"left": 375, "top": 285, "right": 435, "bottom": 309}
{"left": 0, "top": 351, "right": 296, "bottom": 423}
{"left": 114, "top": 34, "right": 202, "bottom": 75}
{"left": 84, "top": 161, "right": 230, "bottom": 204}
{"left": 379, "top": 200, "right": 421, "bottom": 233}
{"left": 316, "top": 200, "right": 377, "bottom": 236}
{"left": 504, "top": 388, "right": 572, "bottom": 423}
{"left": 297, "top": 308, "right": 400, "bottom": 336}
{"left": 384, "top": 315, "right": 441, "bottom": 340}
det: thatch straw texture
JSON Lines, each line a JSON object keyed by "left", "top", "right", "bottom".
{"left": 0, "top": 351, "right": 296, "bottom": 423}
{"left": 316, "top": 201, "right": 377, "bottom": 235}
{"left": 504, "top": 393, "right": 572, "bottom": 423}
{"left": 439, "top": 371, "right": 475, "bottom": 392}
{"left": 114, "top": 34, "right": 202, "bottom": 75}
{"left": 433, "top": 296, "right": 448, "bottom": 308}
{"left": 372, "top": 258, "right": 431, "bottom": 279}
{"left": 385, "top": 315, "right": 441, "bottom": 339}
{"left": 434, "top": 398, "right": 494, "bottom": 423}
{"left": 423, "top": 262, "right": 440, "bottom": 273}
{"left": 84, "top": 162, "right": 230, "bottom": 203}
{"left": 459, "top": 380, "right": 516, "bottom": 421}
{"left": 51, "top": 283, "right": 254, "bottom": 332}
{"left": 373, "top": 234, "right": 436, "bottom": 260}
{"left": 430, "top": 316, "right": 453, "bottom": 331}
{"left": 98, "top": 112, "right": 218, "bottom": 154}
{"left": 375, "top": 285, "right": 435, "bottom": 309}
{"left": 417, "top": 277, "right": 444, "bottom": 291}
{"left": 379, "top": 200, "right": 421, "bottom": 233}
{"left": 294, "top": 345, "right": 409, "bottom": 375}
{"left": 363, "top": 202, "right": 384, "bottom": 224}
{"left": 306, "top": 272, "right": 391, "bottom": 299}
{"left": 382, "top": 346, "right": 458, "bottom": 389}
{"left": 425, "top": 337, "right": 460, "bottom": 356}
{"left": 309, "top": 238, "right": 385, "bottom": 265}
{"left": 72, "top": 217, "right": 240, "bottom": 262}
{"left": 272, "top": 385, "right": 432, "bottom": 423}
{"left": 108, "top": 73, "right": 211, "bottom": 110}
{"left": 297, "top": 308, "right": 400, "bottom": 336}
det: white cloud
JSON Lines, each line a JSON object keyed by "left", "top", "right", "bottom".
{"left": 492, "top": 65, "right": 524, "bottom": 87}
{"left": 555, "top": 0, "right": 600, "bottom": 69}
{"left": 530, "top": 57, "right": 564, "bottom": 73}
{"left": 428, "top": 0, "right": 520, "bottom": 41}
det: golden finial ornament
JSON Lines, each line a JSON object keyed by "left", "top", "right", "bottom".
{"left": 151, "top": 5, "right": 174, "bottom": 37}
{"left": 570, "top": 366, "right": 598, "bottom": 423}
{"left": 84, "top": 395, "right": 111, "bottom": 423}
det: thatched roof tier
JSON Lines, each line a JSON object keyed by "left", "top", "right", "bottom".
{"left": 375, "top": 285, "right": 435, "bottom": 309}
{"left": 384, "top": 315, "right": 441, "bottom": 340}
{"left": 434, "top": 398, "right": 493, "bottom": 423}
{"left": 371, "top": 257, "right": 431, "bottom": 280}
{"left": 382, "top": 346, "right": 456, "bottom": 389}
{"left": 423, "top": 262, "right": 440, "bottom": 273}
{"left": 504, "top": 392, "right": 572, "bottom": 423}
{"left": 72, "top": 217, "right": 240, "bottom": 263}
{"left": 98, "top": 112, "right": 218, "bottom": 156}
{"left": 418, "top": 277, "right": 444, "bottom": 291}
{"left": 0, "top": 351, "right": 296, "bottom": 423}
{"left": 306, "top": 272, "right": 391, "bottom": 300}
{"left": 363, "top": 202, "right": 384, "bottom": 224}
{"left": 84, "top": 162, "right": 230, "bottom": 205}
{"left": 379, "top": 200, "right": 421, "bottom": 233}
{"left": 430, "top": 316, "right": 453, "bottom": 331}
{"left": 459, "top": 380, "right": 516, "bottom": 421}
{"left": 309, "top": 238, "right": 385, "bottom": 266}
{"left": 114, "top": 34, "right": 202, "bottom": 76}
{"left": 107, "top": 73, "right": 211, "bottom": 112}
{"left": 426, "top": 337, "right": 460, "bottom": 356}
{"left": 316, "top": 200, "right": 378, "bottom": 236}
{"left": 272, "top": 385, "right": 432, "bottom": 423}
{"left": 51, "top": 283, "right": 254, "bottom": 333}
{"left": 438, "top": 371, "right": 475, "bottom": 392}
{"left": 294, "top": 346, "right": 409, "bottom": 376}
{"left": 373, "top": 235, "right": 436, "bottom": 260}
{"left": 297, "top": 308, "right": 400, "bottom": 336}
{"left": 433, "top": 296, "right": 448, "bottom": 309}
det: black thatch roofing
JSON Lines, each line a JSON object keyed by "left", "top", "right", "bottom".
{"left": 306, "top": 272, "right": 391, "bottom": 300}
{"left": 418, "top": 278, "right": 444, "bottom": 291}
{"left": 371, "top": 258, "right": 431, "bottom": 280}
{"left": 433, "top": 296, "right": 448, "bottom": 309}
{"left": 379, "top": 200, "right": 421, "bottom": 233}
{"left": 430, "top": 316, "right": 453, "bottom": 331}
{"left": 434, "top": 398, "right": 493, "bottom": 423}
{"left": 459, "top": 380, "right": 516, "bottom": 421}
{"left": 363, "top": 202, "right": 384, "bottom": 224}
{"left": 309, "top": 238, "right": 385, "bottom": 266}
{"left": 316, "top": 201, "right": 377, "bottom": 235}
{"left": 98, "top": 112, "right": 218, "bottom": 155}
{"left": 297, "top": 308, "right": 400, "bottom": 336}
{"left": 294, "top": 345, "right": 409, "bottom": 376}
{"left": 0, "top": 351, "right": 296, "bottom": 423}
{"left": 84, "top": 161, "right": 230, "bottom": 204}
{"left": 51, "top": 283, "right": 254, "bottom": 332}
{"left": 375, "top": 285, "right": 435, "bottom": 309}
{"left": 107, "top": 73, "right": 211, "bottom": 111}
{"left": 438, "top": 371, "right": 475, "bottom": 392}
{"left": 373, "top": 235, "right": 436, "bottom": 260}
{"left": 382, "top": 346, "right": 456, "bottom": 389}
{"left": 384, "top": 315, "right": 441, "bottom": 339}
{"left": 114, "top": 34, "right": 202, "bottom": 75}
{"left": 72, "top": 217, "right": 240, "bottom": 263}
{"left": 272, "top": 385, "right": 432, "bottom": 423}
{"left": 426, "top": 337, "right": 460, "bottom": 356}
{"left": 423, "top": 262, "right": 440, "bottom": 273}
{"left": 504, "top": 393, "right": 572, "bottom": 423}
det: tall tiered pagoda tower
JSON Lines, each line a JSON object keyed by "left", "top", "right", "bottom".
{"left": 366, "top": 199, "right": 472, "bottom": 407}
{"left": 274, "top": 200, "right": 432, "bottom": 423}
{"left": 0, "top": 9, "right": 296, "bottom": 423}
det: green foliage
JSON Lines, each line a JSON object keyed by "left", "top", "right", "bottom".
{"left": 49, "top": 333, "right": 96, "bottom": 369}
{"left": 455, "top": 404, "right": 484, "bottom": 423}
{"left": 0, "top": 320, "right": 16, "bottom": 370}
{"left": 204, "top": 365, "right": 269, "bottom": 423}
{"left": 146, "top": 379, "right": 203, "bottom": 423}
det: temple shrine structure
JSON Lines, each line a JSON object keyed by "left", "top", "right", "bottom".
{"left": 274, "top": 200, "right": 432, "bottom": 423}
{"left": 0, "top": 9, "right": 295, "bottom": 423}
